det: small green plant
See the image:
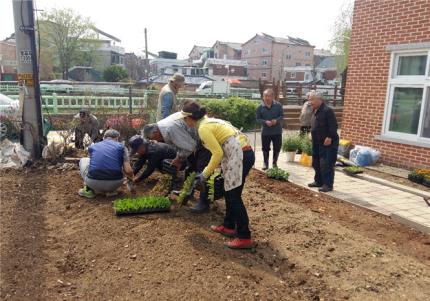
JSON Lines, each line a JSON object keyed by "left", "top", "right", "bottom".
{"left": 151, "top": 174, "right": 172, "bottom": 196}
{"left": 177, "top": 172, "right": 196, "bottom": 205}
{"left": 344, "top": 166, "right": 364, "bottom": 174}
{"left": 266, "top": 167, "right": 289, "bottom": 181}
{"left": 282, "top": 133, "right": 301, "bottom": 152}
{"left": 113, "top": 196, "right": 171, "bottom": 215}
{"left": 300, "top": 137, "right": 313, "bottom": 156}
{"left": 207, "top": 172, "right": 221, "bottom": 202}
{"left": 408, "top": 170, "right": 424, "bottom": 184}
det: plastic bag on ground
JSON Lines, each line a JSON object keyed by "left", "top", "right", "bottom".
{"left": 349, "top": 145, "right": 380, "bottom": 167}
{"left": 0, "top": 139, "right": 30, "bottom": 169}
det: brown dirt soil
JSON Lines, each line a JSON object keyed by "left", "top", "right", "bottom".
{"left": 1, "top": 167, "right": 430, "bottom": 301}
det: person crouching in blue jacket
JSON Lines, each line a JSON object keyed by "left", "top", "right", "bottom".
{"left": 78, "top": 129, "right": 134, "bottom": 198}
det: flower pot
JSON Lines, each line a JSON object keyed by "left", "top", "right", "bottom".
{"left": 286, "top": 151, "right": 296, "bottom": 162}
{"left": 300, "top": 154, "right": 312, "bottom": 167}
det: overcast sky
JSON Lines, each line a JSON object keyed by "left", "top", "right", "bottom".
{"left": 1, "top": 0, "right": 349, "bottom": 58}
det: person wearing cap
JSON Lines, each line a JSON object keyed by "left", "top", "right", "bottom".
{"left": 181, "top": 101, "right": 255, "bottom": 249}
{"left": 129, "top": 135, "right": 176, "bottom": 183}
{"left": 78, "top": 129, "right": 134, "bottom": 198}
{"left": 156, "top": 73, "right": 185, "bottom": 121}
{"left": 143, "top": 110, "right": 212, "bottom": 213}
{"left": 74, "top": 109, "right": 100, "bottom": 149}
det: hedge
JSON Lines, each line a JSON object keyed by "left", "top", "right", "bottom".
{"left": 198, "top": 97, "right": 259, "bottom": 131}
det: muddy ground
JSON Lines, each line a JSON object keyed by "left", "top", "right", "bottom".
{"left": 1, "top": 166, "right": 429, "bottom": 301}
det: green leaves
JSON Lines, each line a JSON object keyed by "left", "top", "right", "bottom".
{"left": 113, "top": 196, "right": 171, "bottom": 214}
{"left": 300, "top": 137, "right": 313, "bottom": 156}
{"left": 344, "top": 166, "right": 364, "bottom": 174}
{"left": 199, "top": 97, "right": 258, "bottom": 131}
{"left": 103, "top": 65, "right": 128, "bottom": 82}
{"left": 282, "top": 133, "right": 301, "bottom": 152}
{"left": 177, "top": 172, "right": 196, "bottom": 205}
{"left": 207, "top": 172, "right": 221, "bottom": 203}
{"left": 266, "top": 168, "right": 289, "bottom": 181}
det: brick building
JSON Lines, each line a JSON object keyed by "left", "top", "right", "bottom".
{"left": 241, "top": 33, "right": 314, "bottom": 81}
{"left": 0, "top": 35, "right": 17, "bottom": 81}
{"left": 188, "top": 45, "right": 212, "bottom": 62}
{"left": 212, "top": 41, "right": 242, "bottom": 60}
{"left": 203, "top": 58, "right": 248, "bottom": 80}
{"left": 342, "top": 0, "right": 430, "bottom": 169}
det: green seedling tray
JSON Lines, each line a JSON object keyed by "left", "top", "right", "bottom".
{"left": 114, "top": 207, "right": 170, "bottom": 216}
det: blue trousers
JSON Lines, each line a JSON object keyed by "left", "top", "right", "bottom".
{"left": 312, "top": 139, "right": 339, "bottom": 188}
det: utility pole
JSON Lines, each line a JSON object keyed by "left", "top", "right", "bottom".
{"left": 144, "top": 28, "right": 149, "bottom": 79}
{"left": 12, "top": 0, "right": 44, "bottom": 158}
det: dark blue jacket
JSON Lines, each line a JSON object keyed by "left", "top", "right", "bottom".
{"left": 88, "top": 140, "right": 125, "bottom": 180}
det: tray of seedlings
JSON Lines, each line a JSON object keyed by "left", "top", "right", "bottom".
{"left": 113, "top": 196, "right": 171, "bottom": 216}
{"left": 343, "top": 166, "right": 364, "bottom": 176}
{"left": 176, "top": 172, "right": 196, "bottom": 206}
{"left": 266, "top": 167, "right": 289, "bottom": 181}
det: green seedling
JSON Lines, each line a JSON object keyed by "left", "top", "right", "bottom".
{"left": 344, "top": 166, "right": 364, "bottom": 174}
{"left": 177, "top": 172, "right": 196, "bottom": 205}
{"left": 113, "top": 196, "right": 171, "bottom": 215}
{"left": 266, "top": 167, "right": 289, "bottom": 181}
{"left": 207, "top": 172, "right": 221, "bottom": 202}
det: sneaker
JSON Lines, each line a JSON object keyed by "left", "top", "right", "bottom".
{"left": 318, "top": 185, "right": 333, "bottom": 192}
{"left": 308, "top": 182, "right": 323, "bottom": 188}
{"left": 225, "top": 238, "right": 253, "bottom": 249}
{"left": 210, "top": 225, "right": 236, "bottom": 238}
{"left": 78, "top": 186, "right": 95, "bottom": 199}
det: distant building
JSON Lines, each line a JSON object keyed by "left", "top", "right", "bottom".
{"left": 188, "top": 45, "right": 212, "bottom": 62}
{"left": 0, "top": 34, "right": 17, "bottom": 81}
{"left": 149, "top": 57, "right": 189, "bottom": 76}
{"left": 203, "top": 58, "right": 248, "bottom": 80}
{"left": 241, "top": 33, "right": 314, "bottom": 81}
{"left": 212, "top": 41, "right": 242, "bottom": 60}
{"left": 284, "top": 55, "right": 337, "bottom": 84}
{"left": 90, "top": 27, "right": 125, "bottom": 69}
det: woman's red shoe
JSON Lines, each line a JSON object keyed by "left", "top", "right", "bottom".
{"left": 224, "top": 238, "right": 253, "bottom": 249}
{"left": 210, "top": 225, "right": 236, "bottom": 237}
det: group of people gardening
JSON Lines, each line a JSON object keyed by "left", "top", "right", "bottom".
{"left": 77, "top": 73, "right": 339, "bottom": 250}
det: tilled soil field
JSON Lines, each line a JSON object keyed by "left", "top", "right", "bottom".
{"left": 1, "top": 166, "right": 429, "bottom": 301}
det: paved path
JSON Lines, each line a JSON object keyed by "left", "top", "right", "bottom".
{"left": 246, "top": 132, "right": 430, "bottom": 234}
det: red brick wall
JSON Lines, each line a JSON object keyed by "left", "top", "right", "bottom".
{"left": 342, "top": 0, "right": 430, "bottom": 169}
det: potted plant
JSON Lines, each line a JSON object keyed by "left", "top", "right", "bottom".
{"left": 282, "top": 133, "right": 300, "bottom": 162}
{"left": 408, "top": 170, "right": 424, "bottom": 184}
{"left": 299, "top": 137, "right": 313, "bottom": 167}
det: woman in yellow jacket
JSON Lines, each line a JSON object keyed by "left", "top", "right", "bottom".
{"left": 182, "top": 101, "right": 255, "bottom": 249}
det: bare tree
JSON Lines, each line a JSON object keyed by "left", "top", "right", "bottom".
{"left": 39, "top": 8, "right": 96, "bottom": 79}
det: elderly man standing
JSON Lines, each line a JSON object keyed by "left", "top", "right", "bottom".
{"left": 156, "top": 73, "right": 185, "bottom": 121}
{"left": 256, "top": 88, "right": 284, "bottom": 170}
{"left": 307, "top": 91, "right": 339, "bottom": 192}
{"left": 74, "top": 109, "right": 100, "bottom": 149}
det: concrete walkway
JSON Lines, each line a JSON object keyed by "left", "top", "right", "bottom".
{"left": 246, "top": 132, "right": 430, "bottom": 234}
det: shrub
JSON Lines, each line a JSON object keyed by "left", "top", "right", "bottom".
{"left": 282, "top": 133, "right": 301, "bottom": 152}
{"left": 103, "top": 65, "right": 128, "bottom": 82}
{"left": 266, "top": 167, "right": 289, "bottom": 181}
{"left": 408, "top": 170, "right": 424, "bottom": 184}
{"left": 300, "top": 136, "right": 313, "bottom": 156}
{"left": 198, "top": 97, "right": 258, "bottom": 131}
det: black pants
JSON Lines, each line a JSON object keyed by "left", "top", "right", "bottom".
{"left": 261, "top": 134, "right": 282, "bottom": 153}
{"left": 312, "top": 139, "right": 339, "bottom": 188}
{"left": 223, "top": 149, "right": 255, "bottom": 239}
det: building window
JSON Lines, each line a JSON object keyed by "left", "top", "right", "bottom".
{"left": 296, "top": 62, "right": 301, "bottom": 66}
{"left": 261, "top": 72, "right": 266, "bottom": 78}
{"left": 305, "top": 52, "right": 311, "bottom": 57}
{"left": 305, "top": 64, "right": 310, "bottom": 67}
{"left": 182, "top": 68, "right": 187, "bottom": 75}
{"left": 262, "top": 59, "right": 268, "bottom": 65}
{"left": 290, "top": 72, "right": 296, "bottom": 79}
{"left": 383, "top": 49, "right": 430, "bottom": 143}
{"left": 262, "top": 48, "right": 268, "bottom": 53}
{"left": 286, "top": 54, "right": 291, "bottom": 60}
{"left": 305, "top": 73, "right": 311, "bottom": 81}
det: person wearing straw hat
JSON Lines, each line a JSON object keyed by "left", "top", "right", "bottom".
{"left": 156, "top": 73, "right": 185, "bottom": 121}
{"left": 78, "top": 129, "right": 134, "bottom": 198}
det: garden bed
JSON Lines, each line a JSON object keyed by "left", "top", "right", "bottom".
{"left": 1, "top": 168, "right": 429, "bottom": 300}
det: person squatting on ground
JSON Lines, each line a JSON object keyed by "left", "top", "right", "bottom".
{"left": 256, "top": 88, "right": 283, "bottom": 170}
{"left": 74, "top": 109, "right": 100, "bottom": 149}
{"left": 181, "top": 101, "right": 255, "bottom": 249}
{"left": 156, "top": 73, "right": 185, "bottom": 121}
{"left": 307, "top": 90, "right": 339, "bottom": 193}
{"left": 143, "top": 110, "right": 211, "bottom": 212}
{"left": 78, "top": 129, "right": 134, "bottom": 198}
{"left": 128, "top": 135, "right": 177, "bottom": 184}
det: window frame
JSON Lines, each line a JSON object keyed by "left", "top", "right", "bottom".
{"left": 262, "top": 59, "right": 268, "bottom": 65}
{"left": 382, "top": 48, "right": 430, "bottom": 145}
